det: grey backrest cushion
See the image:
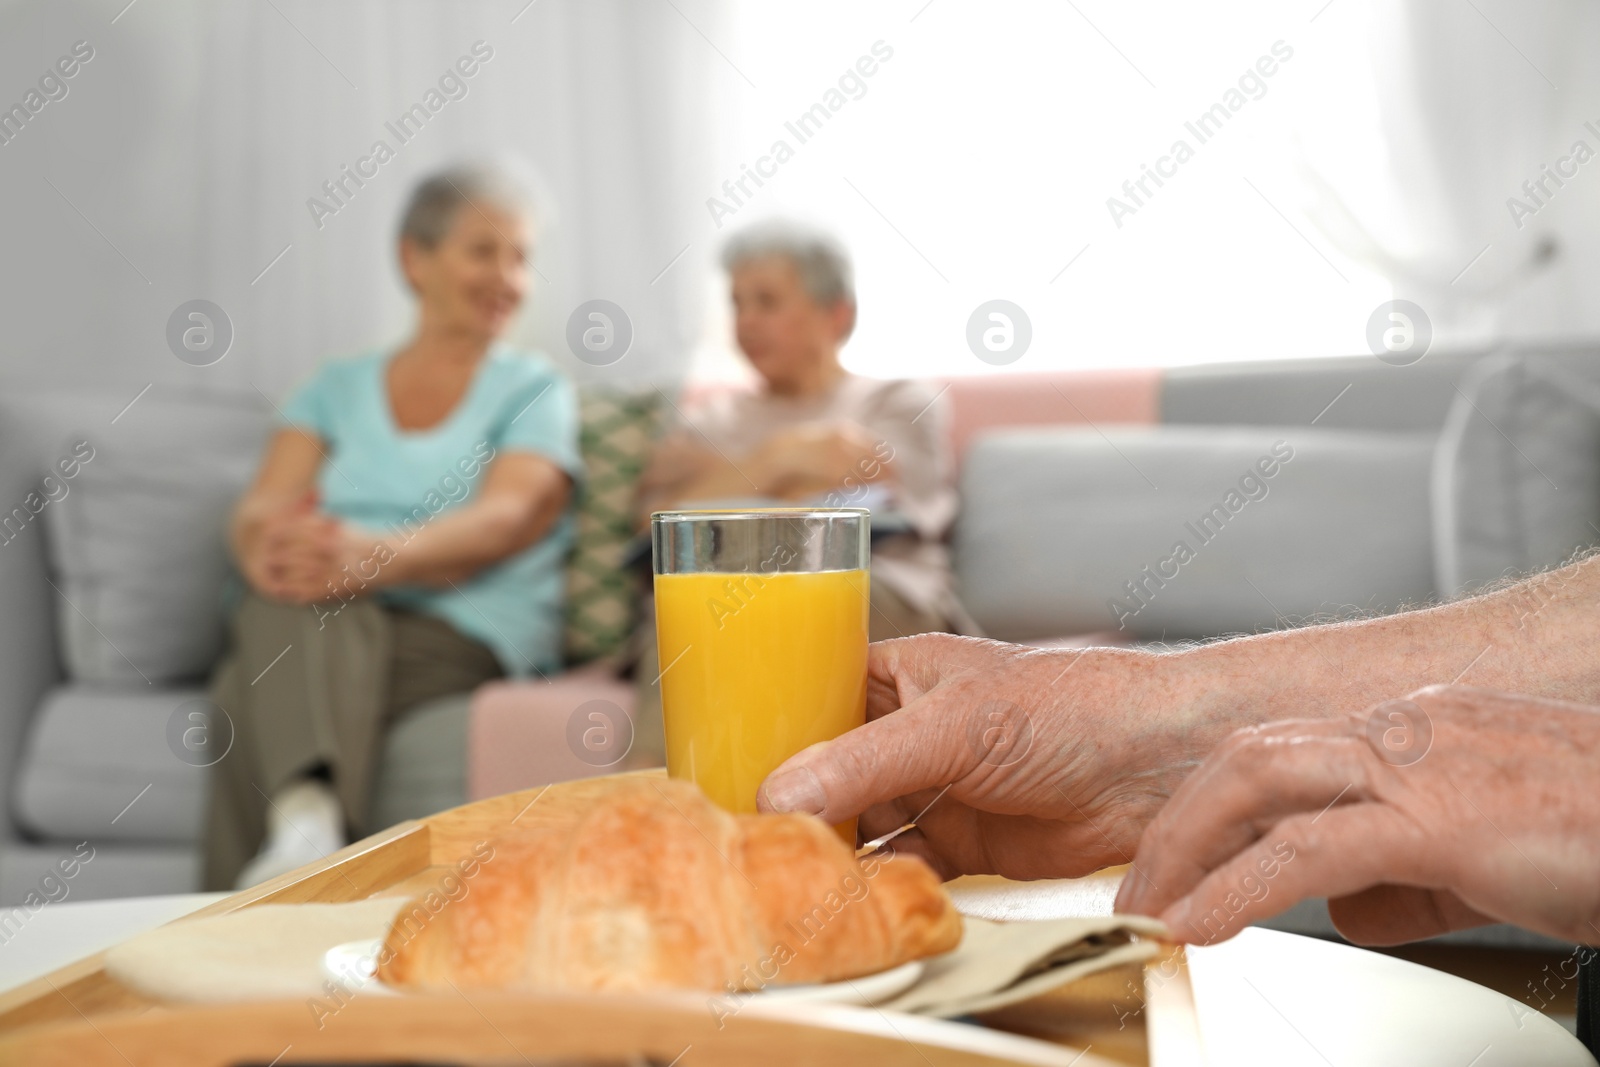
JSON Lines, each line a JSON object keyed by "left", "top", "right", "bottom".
{"left": 1161, "top": 352, "right": 1482, "bottom": 433}
{"left": 1432, "top": 352, "right": 1600, "bottom": 597}
{"left": 43, "top": 393, "right": 271, "bottom": 684}
{"left": 13, "top": 684, "right": 212, "bottom": 843}
{"left": 954, "top": 427, "right": 1437, "bottom": 642}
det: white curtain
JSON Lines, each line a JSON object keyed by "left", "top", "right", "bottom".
{"left": 0, "top": 0, "right": 724, "bottom": 401}
{"left": 1294, "top": 0, "right": 1600, "bottom": 346}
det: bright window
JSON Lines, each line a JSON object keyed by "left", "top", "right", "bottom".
{"left": 690, "top": 0, "right": 1395, "bottom": 380}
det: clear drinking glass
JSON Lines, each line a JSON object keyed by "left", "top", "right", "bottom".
{"left": 651, "top": 508, "right": 870, "bottom": 841}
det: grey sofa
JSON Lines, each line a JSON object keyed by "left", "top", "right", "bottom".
{"left": 3, "top": 348, "right": 1597, "bottom": 956}
{"left": 957, "top": 346, "right": 1600, "bottom": 647}
{"left": 0, "top": 387, "right": 472, "bottom": 905}
{"left": 950, "top": 344, "right": 1600, "bottom": 950}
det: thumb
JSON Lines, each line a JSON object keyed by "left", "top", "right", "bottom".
{"left": 756, "top": 689, "right": 976, "bottom": 824}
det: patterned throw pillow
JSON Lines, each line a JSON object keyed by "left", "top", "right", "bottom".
{"left": 563, "top": 386, "right": 667, "bottom": 667}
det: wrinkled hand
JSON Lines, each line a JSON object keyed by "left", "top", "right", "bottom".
{"left": 247, "top": 506, "right": 392, "bottom": 606}
{"left": 1115, "top": 685, "right": 1600, "bottom": 948}
{"left": 254, "top": 510, "right": 340, "bottom": 604}
{"left": 754, "top": 422, "right": 883, "bottom": 496}
{"left": 756, "top": 634, "right": 1204, "bottom": 881}
{"left": 239, "top": 489, "right": 333, "bottom": 604}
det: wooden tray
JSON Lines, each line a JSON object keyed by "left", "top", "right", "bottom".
{"left": 0, "top": 774, "right": 1186, "bottom": 1066}
{"left": 0, "top": 990, "right": 1121, "bottom": 1066}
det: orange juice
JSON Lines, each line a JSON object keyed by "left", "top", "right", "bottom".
{"left": 654, "top": 567, "right": 869, "bottom": 843}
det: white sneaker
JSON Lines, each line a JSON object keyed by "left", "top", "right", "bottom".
{"left": 234, "top": 778, "right": 348, "bottom": 889}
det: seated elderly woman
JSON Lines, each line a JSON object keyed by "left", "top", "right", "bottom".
{"left": 205, "top": 165, "right": 581, "bottom": 890}
{"left": 637, "top": 221, "right": 968, "bottom": 641}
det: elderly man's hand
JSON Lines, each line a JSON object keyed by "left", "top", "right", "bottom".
{"left": 755, "top": 422, "right": 884, "bottom": 494}
{"left": 1115, "top": 685, "right": 1600, "bottom": 947}
{"left": 756, "top": 634, "right": 1211, "bottom": 881}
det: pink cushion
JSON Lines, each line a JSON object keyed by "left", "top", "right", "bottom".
{"left": 942, "top": 369, "right": 1161, "bottom": 471}
{"left": 466, "top": 667, "right": 639, "bottom": 800}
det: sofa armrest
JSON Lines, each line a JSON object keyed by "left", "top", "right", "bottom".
{"left": 1432, "top": 352, "right": 1600, "bottom": 597}
{"left": 467, "top": 667, "right": 640, "bottom": 800}
{"left": 0, "top": 430, "right": 65, "bottom": 842}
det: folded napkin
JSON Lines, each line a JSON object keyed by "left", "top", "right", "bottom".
{"left": 104, "top": 898, "right": 408, "bottom": 1003}
{"left": 881, "top": 913, "right": 1169, "bottom": 1018}
{"left": 105, "top": 898, "right": 1167, "bottom": 1015}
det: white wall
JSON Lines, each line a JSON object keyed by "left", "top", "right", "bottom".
{"left": 689, "top": 0, "right": 1600, "bottom": 380}
{"left": 0, "top": 0, "right": 721, "bottom": 403}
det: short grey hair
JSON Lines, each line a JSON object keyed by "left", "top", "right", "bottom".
{"left": 720, "top": 221, "right": 855, "bottom": 310}
{"left": 399, "top": 163, "right": 535, "bottom": 248}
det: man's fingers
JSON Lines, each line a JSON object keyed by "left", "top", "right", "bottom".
{"left": 1148, "top": 807, "right": 1426, "bottom": 945}
{"left": 757, "top": 689, "right": 977, "bottom": 824}
{"left": 1120, "top": 721, "right": 1369, "bottom": 917}
{"left": 1152, "top": 718, "right": 1359, "bottom": 835}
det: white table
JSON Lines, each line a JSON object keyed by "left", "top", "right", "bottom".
{"left": 1188, "top": 928, "right": 1589, "bottom": 1067}
{"left": 950, "top": 872, "right": 1596, "bottom": 1067}
{"left": 0, "top": 891, "right": 227, "bottom": 994}
{"left": 2, "top": 887, "right": 1593, "bottom": 1066}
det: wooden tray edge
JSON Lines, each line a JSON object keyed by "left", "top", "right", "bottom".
{"left": 0, "top": 818, "right": 430, "bottom": 1031}
{"left": 0, "top": 773, "right": 658, "bottom": 1034}
{"left": 0, "top": 990, "right": 1115, "bottom": 1067}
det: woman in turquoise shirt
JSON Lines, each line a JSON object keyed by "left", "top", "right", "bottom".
{"left": 204, "top": 165, "right": 582, "bottom": 890}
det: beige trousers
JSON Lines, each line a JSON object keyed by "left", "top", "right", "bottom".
{"left": 202, "top": 592, "right": 502, "bottom": 891}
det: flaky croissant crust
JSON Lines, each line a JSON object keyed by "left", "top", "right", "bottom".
{"left": 377, "top": 777, "right": 962, "bottom": 993}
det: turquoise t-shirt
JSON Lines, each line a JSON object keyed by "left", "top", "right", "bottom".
{"left": 279, "top": 346, "right": 582, "bottom": 677}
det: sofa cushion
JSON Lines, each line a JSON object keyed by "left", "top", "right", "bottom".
{"left": 954, "top": 427, "right": 1437, "bottom": 642}
{"left": 13, "top": 686, "right": 213, "bottom": 844}
{"left": 0, "top": 840, "right": 201, "bottom": 905}
{"left": 43, "top": 395, "right": 270, "bottom": 684}
{"left": 14, "top": 684, "right": 471, "bottom": 846}
{"left": 1161, "top": 353, "right": 1480, "bottom": 433}
{"left": 1432, "top": 352, "right": 1600, "bottom": 597}
{"left": 367, "top": 692, "right": 471, "bottom": 830}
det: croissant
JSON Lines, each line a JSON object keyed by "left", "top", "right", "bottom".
{"left": 376, "top": 777, "right": 962, "bottom": 993}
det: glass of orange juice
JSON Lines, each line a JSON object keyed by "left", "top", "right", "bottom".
{"left": 651, "top": 508, "right": 870, "bottom": 843}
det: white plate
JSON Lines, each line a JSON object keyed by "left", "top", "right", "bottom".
{"left": 321, "top": 939, "right": 923, "bottom": 1006}
{"left": 741, "top": 959, "right": 924, "bottom": 1006}
{"left": 322, "top": 938, "right": 400, "bottom": 996}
